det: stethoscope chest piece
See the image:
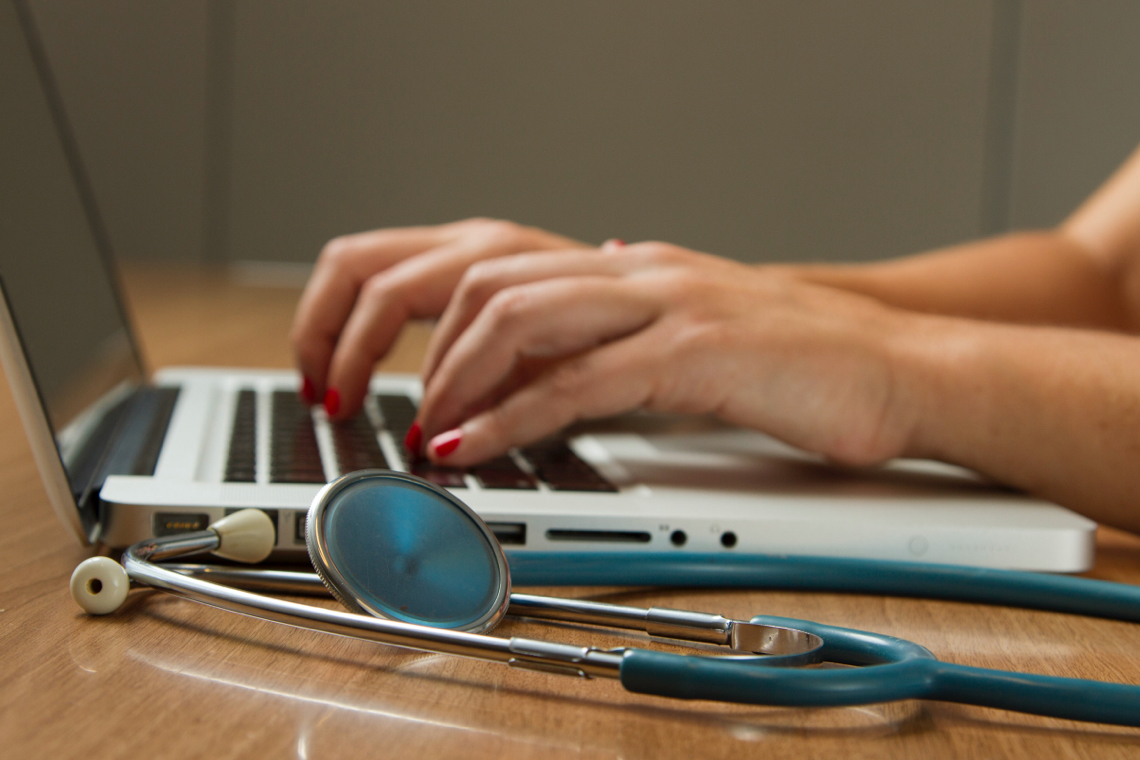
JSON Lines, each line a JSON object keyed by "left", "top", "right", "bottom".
{"left": 306, "top": 470, "right": 511, "bottom": 633}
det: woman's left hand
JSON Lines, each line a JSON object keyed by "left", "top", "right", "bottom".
{"left": 414, "top": 241, "right": 923, "bottom": 468}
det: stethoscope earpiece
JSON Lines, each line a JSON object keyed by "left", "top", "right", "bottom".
{"left": 70, "top": 556, "right": 129, "bottom": 615}
{"left": 69, "top": 506, "right": 276, "bottom": 615}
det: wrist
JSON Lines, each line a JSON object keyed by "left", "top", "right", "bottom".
{"left": 884, "top": 312, "right": 987, "bottom": 464}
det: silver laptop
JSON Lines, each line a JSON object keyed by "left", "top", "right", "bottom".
{"left": 0, "top": 0, "right": 1096, "bottom": 571}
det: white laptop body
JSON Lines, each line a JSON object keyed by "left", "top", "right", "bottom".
{"left": 87, "top": 367, "right": 1093, "bottom": 571}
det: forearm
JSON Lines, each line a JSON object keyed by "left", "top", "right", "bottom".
{"left": 895, "top": 315, "right": 1140, "bottom": 532}
{"left": 780, "top": 230, "right": 1134, "bottom": 331}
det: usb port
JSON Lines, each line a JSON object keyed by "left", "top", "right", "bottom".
{"left": 487, "top": 522, "right": 526, "bottom": 546}
{"left": 294, "top": 513, "right": 307, "bottom": 544}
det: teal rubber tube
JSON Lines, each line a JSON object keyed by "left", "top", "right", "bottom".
{"left": 506, "top": 552, "right": 1140, "bottom": 623}
{"left": 618, "top": 616, "right": 1140, "bottom": 727}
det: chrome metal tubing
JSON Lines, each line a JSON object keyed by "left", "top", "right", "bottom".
{"left": 162, "top": 565, "right": 821, "bottom": 659}
{"left": 167, "top": 568, "right": 739, "bottom": 645}
{"left": 510, "top": 593, "right": 822, "bottom": 658}
{"left": 165, "top": 566, "right": 735, "bottom": 644}
{"left": 140, "top": 531, "right": 221, "bottom": 562}
{"left": 509, "top": 594, "right": 738, "bottom": 646}
{"left": 509, "top": 594, "right": 653, "bottom": 630}
{"left": 125, "top": 537, "right": 623, "bottom": 679}
{"left": 645, "top": 607, "right": 735, "bottom": 645}
{"left": 165, "top": 564, "right": 329, "bottom": 595}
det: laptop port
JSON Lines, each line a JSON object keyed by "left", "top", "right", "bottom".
{"left": 720, "top": 531, "right": 737, "bottom": 549}
{"left": 487, "top": 522, "right": 526, "bottom": 546}
{"left": 153, "top": 512, "right": 210, "bottom": 537}
{"left": 670, "top": 530, "right": 687, "bottom": 547}
{"left": 294, "top": 513, "right": 307, "bottom": 544}
{"left": 546, "top": 529, "right": 651, "bottom": 543}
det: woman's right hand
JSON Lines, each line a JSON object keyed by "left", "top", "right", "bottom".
{"left": 290, "top": 218, "right": 584, "bottom": 420}
{"left": 413, "top": 241, "right": 920, "bottom": 469}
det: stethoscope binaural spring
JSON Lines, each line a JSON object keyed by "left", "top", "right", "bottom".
{"left": 71, "top": 469, "right": 1140, "bottom": 727}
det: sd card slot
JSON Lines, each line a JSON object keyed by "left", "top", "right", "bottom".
{"left": 545, "top": 529, "right": 651, "bottom": 543}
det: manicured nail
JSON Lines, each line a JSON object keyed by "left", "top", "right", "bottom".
{"left": 323, "top": 387, "right": 340, "bottom": 416}
{"left": 602, "top": 238, "right": 626, "bottom": 249}
{"left": 430, "top": 428, "right": 462, "bottom": 458}
{"left": 300, "top": 376, "right": 316, "bottom": 404}
{"left": 404, "top": 421, "right": 422, "bottom": 454}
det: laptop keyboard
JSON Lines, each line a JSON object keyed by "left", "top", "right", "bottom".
{"left": 223, "top": 389, "right": 257, "bottom": 482}
{"left": 270, "top": 391, "right": 325, "bottom": 483}
{"left": 330, "top": 406, "right": 390, "bottom": 473}
{"left": 224, "top": 389, "right": 616, "bottom": 492}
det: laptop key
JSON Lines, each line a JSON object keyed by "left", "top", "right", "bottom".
{"left": 271, "top": 391, "right": 326, "bottom": 484}
{"left": 331, "top": 412, "right": 389, "bottom": 473}
{"left": 224, "top": 389, "right": 257, "bottom": 482}
{"left": 376, "top": 392, "right": 609, "bottom": 491}
{"left": 521, "top": 439, "right": 617, "bottom": 492}
{"left": 471, "top": 456, "right": 538, "bottom": 490}
{"left": 377, "top": 393, "right": 468, "bottom": 487}
{"left": 376, "top": 394, "right": 417, "bottom": 447}
{"left": 410, "top": 462, "right": 467, "bottom": 488}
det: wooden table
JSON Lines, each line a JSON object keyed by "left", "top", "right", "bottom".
{"left": 4, "top": 264, "right": 1140, "bottom": 759}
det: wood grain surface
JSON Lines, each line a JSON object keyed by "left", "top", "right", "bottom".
{"left": 2, "top": 264, "right": 1140, "bottom": 759}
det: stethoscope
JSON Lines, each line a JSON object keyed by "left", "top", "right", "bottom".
{"left": 71, "top": 470, "right": 1140, "bottom": 727}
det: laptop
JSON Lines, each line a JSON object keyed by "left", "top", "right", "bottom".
{"left": 0, "top": 0, "right": 1096, "bottom": 571}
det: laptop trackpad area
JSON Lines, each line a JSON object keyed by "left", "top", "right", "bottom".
{"left": 580, "top": 414, "right": 998, "bottom": 498}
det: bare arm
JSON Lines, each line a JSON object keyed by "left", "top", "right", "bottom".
{"left": 897, "top": 314, "right": 1140, "bottom": 533}
{"left": 783, "top": 146, "right": 1140, "bottom": 530}
{"left": 786, "top": 144, "right": 1140, "bottom": 332}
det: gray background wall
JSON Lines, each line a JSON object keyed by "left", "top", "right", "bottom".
{"left": 26, "top": 0, "right": 1140, "bottom": 267}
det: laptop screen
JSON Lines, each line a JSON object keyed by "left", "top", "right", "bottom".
{"left": 0, "top": 0, "right": 144, "bottom": 464}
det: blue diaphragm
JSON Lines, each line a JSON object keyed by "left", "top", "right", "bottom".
{"left": 307, "top": 471, "right": 510, "bottom": 632}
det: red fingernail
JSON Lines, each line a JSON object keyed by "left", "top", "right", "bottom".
{"left": 323, "top": 387, "right": 341, "bottom": 416}
{"left": 430, "top": 429, "right": 462, "bottom": 458}
{"left": 603, "top": 238, "right": 626, "bottom": 248}
{"left": 300, "top": 376, "right": 316, "bottom": 404}
{"left": 404, "top": 421, "right": 422, "bottom": 454}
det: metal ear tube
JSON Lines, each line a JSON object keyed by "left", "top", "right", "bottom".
{"left": 155, "top": 563, "right": 824, "bottom": 663}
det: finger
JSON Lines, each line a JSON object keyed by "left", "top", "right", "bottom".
{"left": 418, "top": 276, "right": 660, "bottom": 439}
{"left": 322, "top": 238, "right": 523, "bottom": 419}
{"left": 421, "top": 242, "right": 695, "bottom": 388}
{"left": 421, "top": 249, "right": 635, "bottom": 383}
{"left": 290, "top": 225, "right": 456, "bottom": 400}
{"left": 425, "top": 331, "right": 662, "bottom": 466}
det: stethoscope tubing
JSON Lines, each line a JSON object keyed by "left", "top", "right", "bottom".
{"left": 621, "top": 650, "right": 1140, "bottom": 726}
{"left": 624, "top": 616, "right": 1140, "bottom": 726}
{"left": 507, "top": 553, "right": 1140, "bottom": 725}
{"left": 508, "top": 552, "right": 1140, "bottom": 623}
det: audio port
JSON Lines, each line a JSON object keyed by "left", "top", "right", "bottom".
{"left": 720, "top": 531, "right": 737, "bottom": 549}
{"left": 670, "top": 530, "right": 687, "bottom": 547}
